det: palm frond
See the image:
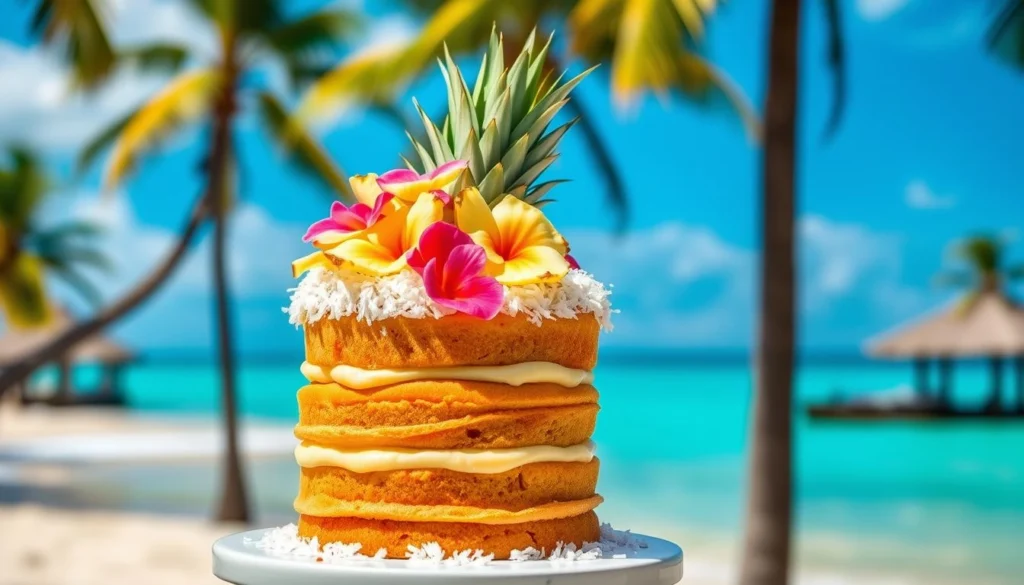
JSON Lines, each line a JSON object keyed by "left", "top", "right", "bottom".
{"left": 988, "top": 0, "right": 1024, "bottom": 69}
{"left": 77, "top": 107, "right": 137, "bottom": 176}
{"left": 0, "top": 254, "right": 52, "bottom": 328}
{"left": 256, "top": 91, "right": 351, "bottom": 199}
{"left": 263, "top": 8, "right": 359, "bottom": 57}
{"left": 105, "top": 68, "right": 222, "bottom": 189}
{"left": 821, "top": 0, "right": 846, "bottom": 140}
{"left": 46, "top": 263, "right": 104, "bottom": 308}
{"left": 30, "top": 0, "right": 115, "bottom": 88}
{"left": 299, "top": 46, "right": 406, "bottom": 122}
{"left": 118, "top": 42, "right": 191, "bottom": 74}
{"left": 184, "top": 0, "right": 282, "bottom": 35}
{"left": 0, "top": 147, "right": 48, "bottom": 231}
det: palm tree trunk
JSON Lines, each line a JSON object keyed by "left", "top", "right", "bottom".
{"left": 739, "top": 1, "right": 800, "bottom": 585}
{"left": 0, "top": 195, "right": 208, "bottom": 398}
{"left": 211, "top": 36, "right": 249, "bottom": 523}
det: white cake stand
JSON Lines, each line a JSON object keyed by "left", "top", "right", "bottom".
{"left": 212, "top": 528, "right": 683, "bottom": 585}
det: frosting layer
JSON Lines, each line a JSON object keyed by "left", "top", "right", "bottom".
{"left": 300, "top": 361, "right": 593, "bottom": 389}
{"left": 295, "top": 441, "right": 596, "bottom": 474}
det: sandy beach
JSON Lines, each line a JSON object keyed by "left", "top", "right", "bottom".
{"left": 0, "top": 401, "right": 1006, "bottom": 585}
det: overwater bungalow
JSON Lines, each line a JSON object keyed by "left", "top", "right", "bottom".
{"left": 0, "top": 309, "right": 135, "bottom": 407}
{"left": 809, "top": 290, "right": 1024, "bottom": 420}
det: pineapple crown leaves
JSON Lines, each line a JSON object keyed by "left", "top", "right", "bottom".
{"left": 408, "top": 27, "right": 594, "bottom": 207}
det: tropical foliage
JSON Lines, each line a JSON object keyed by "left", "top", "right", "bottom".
{"left": 936, "top": 234, "right": 1024, "bottom": 294}
{"left": 0, "top": 147, "right": 107, "bottom": 329}
{"left": 988, "top": 0, "right": 1024, "bottom": 68}
{"left": 302, "top": 0, "right": 759, "bottom": 224}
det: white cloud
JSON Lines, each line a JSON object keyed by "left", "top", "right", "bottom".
{"left": 857, "top": 0, "right": 911, "bottom": 21}
{"left": 566, "top": 223, "right": 755, "bottom": 347}
{"left": 799, "top": 215, "right": 925, "bottom": 317}
{"left": 905, "top": 180, "right": 955, "bottom": 209}
{"left": 0, "top": 0, "right": 220, "bottom": 152}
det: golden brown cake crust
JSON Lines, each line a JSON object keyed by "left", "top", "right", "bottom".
{"left": 304, "top": 314, "right": 599, "bottom": 370}
{"left": 297, "top": 512, "right": 600, "bottom": 560}
{"left": 298, "top": 460, "right": 599, "bottom": 511}
{"left": 295, "top": 403, "right": 598, "bottom": 449}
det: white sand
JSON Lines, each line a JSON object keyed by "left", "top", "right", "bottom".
{"left": 0, "top": 505, "right": 239, "bottom": 585}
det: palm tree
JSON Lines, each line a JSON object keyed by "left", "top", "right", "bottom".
{"left": 8, "top": 0, "right": 362, "bottom": 524}
{"left": 0, "top": 146, "right": 108, "bottom": 328}
{"left": 302, "top": 0, "right": 759, "bottom": 229}
{"left": 935, "top": 234, "right": 1024, "bottom": 412}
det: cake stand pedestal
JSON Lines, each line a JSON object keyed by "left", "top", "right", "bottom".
{"left": 213, "top": 528, "right": 683, "bottom": 585}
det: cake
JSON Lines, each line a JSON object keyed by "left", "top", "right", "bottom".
{"left": 286, "top": 30, "right": 613, "bottom": 560}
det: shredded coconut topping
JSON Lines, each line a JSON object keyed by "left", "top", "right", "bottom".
{"left": 286, "top": 268, "right": 614, "bottom": 330}
{"left": 246, "top": 523, "right": 645, "bottom": 567}
{"left": 247, "top": 524, "right": 386, "bottom": 563}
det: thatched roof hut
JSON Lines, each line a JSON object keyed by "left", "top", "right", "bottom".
{"left": 866, "top": 291, "right": 1024, "bottom": 411}
{"left": 0, "top": 309, "right": 134, "bottom": 405}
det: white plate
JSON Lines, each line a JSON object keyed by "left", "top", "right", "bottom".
{"left": 212, "top": 528, "right": 684, "bottom": 585}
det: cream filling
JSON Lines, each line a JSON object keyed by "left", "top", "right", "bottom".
{"left": 294, "top": 441, "right": 596, "bottom": 474}
{"left": 299, "top": 361, "right": 593, "bottom": 389}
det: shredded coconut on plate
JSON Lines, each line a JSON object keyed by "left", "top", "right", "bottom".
{"left": 247, "top": 523, "right": 645, "bottom": 566}
{"left": 286, "top": 267, "right": 614, "bottom": 330}
{"left": 246, "top": 524, "right": 385, "bottom": 563}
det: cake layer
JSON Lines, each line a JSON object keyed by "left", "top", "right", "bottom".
{"left": 295, "top": 403, "right": 598, "bottom": 450}
{"left": 297, "top": 381, "right": 597, "bottom": 427}
{"left": 294, "top": 442, "right": 596, "bottom": 474}
{"left": 297, "top": 512, "right": 600, "bottom": 560}
{"left": 304, "top": 314, "right": 599, "bottom": 370}
{"left": 298, "top": 460, "right": 599, "bottom": 510}
{"left": 300, "top": 361, "right": 592, "bottom": 389}
{"left": 294, "top": 492, "right": 603, "bottom": 524}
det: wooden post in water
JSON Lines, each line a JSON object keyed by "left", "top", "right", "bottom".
{"left": 987, "top": 356, "right": 1005, "bottom": 413}
{"left": 1016, "top": 356, "right": 1023, "bottom": 414}
{"left": 937, "top": 357, "right": 953, "bottom": 408}
{"left": 913, "top": 357, "right": 930, "bottom": 398}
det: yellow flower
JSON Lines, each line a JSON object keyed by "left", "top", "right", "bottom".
{"left": 454, "top": 188, "right": 569, "bottom": 285}
{"left": 325, "top": 191, "right": 445, "bottom": 275}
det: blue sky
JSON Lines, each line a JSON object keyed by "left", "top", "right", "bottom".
{"left": 1, "top": 0, "right": 1022, "bottom": 357}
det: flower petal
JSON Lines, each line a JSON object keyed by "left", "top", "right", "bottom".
{"left": 350, "top": 174, "right": 384, "bottom": 206}
{"left": 366, "top": 192, "right": 396, "bottom": 225}
{"left": 498, "top": 245, "right": 570, "bottom": 285}
{"left": 566, "top": 254, "right": 580, "bottom": 270}
{"left": 376, "top": 168, "right": 430, "bottom": 202}
{"left": 442, "top": 243, "right": 488, "bottom": 292}
{"left": 426, "top": 159, "right": 469, "bottom": 186}
{"left": 455, "top": 187, "right": 503, "bottom": 268}
{"left": 326, "top": 237, "right": 408, "bottom": 275}
{"left": 492, "top": 194, "right": 567, "bottom": 254}
{"left": 292, "top": 251, "right": 332, "bottom": 278}
{"left": 445, "top": 275, "right": 504, "bottom": 319}
{"left": 414, "top": 221, "right": 472, "bottom": 267}
{"left": 402, "top": 192, "right": 445, "bottom": 251}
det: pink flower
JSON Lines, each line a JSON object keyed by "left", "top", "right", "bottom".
{"left": 407, "top": 222, "right": 503, "bottom": 319}
{"left": 566, "top": 254, "right": 580, "bottom": 270}
{"left": 376, "top": 160, "right": 468, "bottom": 202}
{"left": 303, "top": 193, "right": 394, "bottom": 244}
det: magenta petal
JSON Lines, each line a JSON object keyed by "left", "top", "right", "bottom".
{"left": 376, "top": 168, "right": 420, "bottom": 188}
{"left": 417, "top": 222, "right": 472, "bottom": 263}
{"left": 406, "top": 246, "right": 427, "bottom": 272}
{"left": 428, "top": 159, "right": 469, "bottom": 180}
{"left": 367, "top": 193, "right": 395, "bottom": 225}
{"left": 431, "top": 190, "right": 452, "bottom": 205}
{"left": 566, "top": 254, "right": 580, "bottom": 270}
{"left": 445, "top": 275, "right": 504, "bottom": 319}
{"left": 442, "top": 244, "right": 487, "bottom": 290}
{"left": 302, "top": 217, "right": 344, "bottom": 242}
{"left": 420, "top": 257, "right": 445, "bottom": 300}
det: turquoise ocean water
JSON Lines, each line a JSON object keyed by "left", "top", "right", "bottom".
{"left": 28, "top": 359, "right": 1024, "bottom": 583}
